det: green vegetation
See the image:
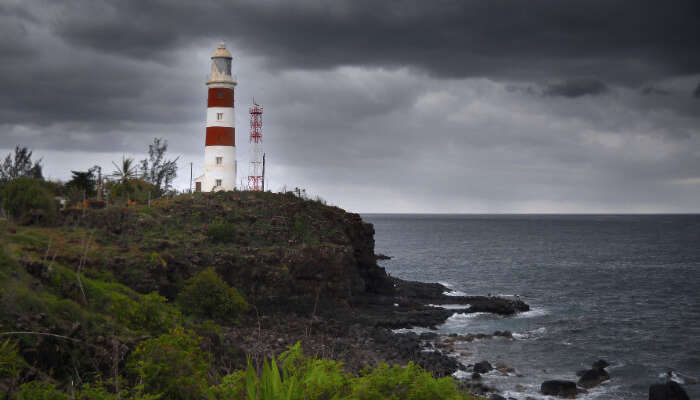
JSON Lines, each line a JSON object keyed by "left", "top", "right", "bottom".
{"left": 127, "top": 327, "right": 211, "bottom": 399}
{"left": 0, "top": 185, "right": 480, "bottom": 400}
{"left": 1, "top": 177, "right": 57, "bottom": 224}
{"left": 178, "top": 268, "right": 248, "bottom": 323}
{"left": 206, "top": 219, "right": 239, "bottom": 243}
{"left": 213, "top": 342, "right": 475, "bottom": 400}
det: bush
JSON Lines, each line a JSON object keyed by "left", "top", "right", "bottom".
{"left": 218, "top": 342, "right": 475, "bottom": 400}
{"left": 1, "top": 177, "right": 57, "bottom": 224}
{"left": 15, "top": 381, "right": 70, "bottom": 400}
{"left": 206, "top": 221, "right": 238, "bottom": 243}
{"left": 178, "top": 268, "right": 248, "bottom": 323}
{"left": 0, "top": 339, "right": 28, "bottom": 394}
{"left": 106, "top": 179, "right": 158, "bottom": 204}
{"left": 110, "top": 292, "right": 182, "bottom": 334}
{"left": 127, "top": 327, "right": 211, "bottom": 400}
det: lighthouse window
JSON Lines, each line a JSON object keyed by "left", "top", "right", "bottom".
{"left": 216, "top": 179, "right": 222, "bottom": 187}
{"left": 216, "top": 156, "right": 222, "bottom": 165}
{"left": 217, "top": 112, "right": 223, "bottom": 120}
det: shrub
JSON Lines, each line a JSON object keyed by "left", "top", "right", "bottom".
{"left": 222, "top": 342, "right": 475, "bottom": 400}
{"left": 178, "top": 268, "right": 248, "bottom": 323}
{"left": 350, "top": 362, "right": 469, "bottom": 400}
{"left": 206, "top": 221, "right": 238, "bottom": 243}
{"left": 0, "top": 339, "right": 28, "bottom": 394}
{"left": 127, "top": 327, "right": 211, "bottom": 400}
{"left": 106, "top": 179, "right": 158, "bottom": 204}
{"left": 110, "top": 292, "right": 182, "bottom": 334}
{"left": 1, "top": 177, "right": 57, "bottom": 224}
{"left": 15, "top": 381, "right": 70, "bottom": 400}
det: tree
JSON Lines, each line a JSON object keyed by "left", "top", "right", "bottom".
{"left": 66, "top": 168, "right": 97, "bottom": 198}
{"left": 0, "top": 146, "right": 43, "bottom": 184}
{"left": 140, "top": 138, "right": 179, "bottom": 195}
{"left": 111, "top": 156, "right": 137, "bottom": 185}
{"left": 1, "top": 177, "right": 57, "bottom": 223}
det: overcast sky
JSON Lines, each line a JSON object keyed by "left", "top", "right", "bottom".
{"left": 1, "top": 0, "right": 699, "bottom": 213}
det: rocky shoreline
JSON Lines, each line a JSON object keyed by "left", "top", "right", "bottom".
{"left": 224, "top": 275, "right": 530, "bottom": 397}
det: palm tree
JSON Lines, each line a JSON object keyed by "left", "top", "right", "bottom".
{"left": 111, "top": 156, "right": 137, "bottom": 185}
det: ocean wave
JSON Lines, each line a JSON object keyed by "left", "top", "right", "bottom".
{"left": 514, "top": 306, "right": 549, "bottom": 319}
{"left": 443, "top": 289, "right": 467, "bottom": 296}
{"left": 501, "top": 382, "right": 620, "bottom": 400}
{"left": 391, "top": 327, "right": 432, "bottom": 335}
{"left": 657, "top": 371, "right": 699, "bottom": 385}
{"left": 438, "top": 282, "right": 468, "bottom": 296}
{"left": 441, "top": 312, "right": 489, "bottom": 330}
{"left": 512, "top": 327, "right": 547, "bottom": 340}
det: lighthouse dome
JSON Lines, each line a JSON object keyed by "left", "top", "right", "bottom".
{"left": 212, "top": 42, "right": 232, "bottom": 59}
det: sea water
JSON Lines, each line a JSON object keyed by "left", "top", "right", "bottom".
{"left": 363, "top": 214, "right": 700, "bottom": 399}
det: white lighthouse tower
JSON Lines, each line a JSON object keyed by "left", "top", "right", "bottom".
{"left": 194, "top": 42, "right": 237, "bottom": 192}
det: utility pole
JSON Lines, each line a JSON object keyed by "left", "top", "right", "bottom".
{"left": 262, "top": 153, "right": 266, "bottom": 191}
{"left": 189, "top": 162, "right": 193, "bottom": 193}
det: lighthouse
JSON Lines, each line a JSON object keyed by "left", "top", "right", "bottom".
{"left": 194, "top": 42, "right": 237, "bottom": 192}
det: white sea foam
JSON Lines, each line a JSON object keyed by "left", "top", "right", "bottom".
{"left": 426, "top": 304, "right": 471, "bottom": 310}
{"left": 441, "top": 312, "right": 489, "bottom": 330}
{"left": 501, "top": 382, "right": 619, "bottom": 400}
{"left": 438, "top": 282, "right": 467, "bottom": 296}
{"left": 452, "top": 370, "right": 470, "bottom": 380}
{"left": 514, "top": 306, "right": 549, "bottom": 318}
{"left": 512, "top": 327, "right": 547, "bottom": 340}
{"left": 391, "top": 327, "right": 432, "bottom": 334}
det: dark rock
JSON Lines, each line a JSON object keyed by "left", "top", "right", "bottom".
{"left": 488, "top": 394, "right": 506, "bottom": 400}
{"left": 419, "top": 332, "right": 439, "bottom": 340}
{"left": 375, "top": 253, "right": 392, "bottom": 260}
{"left": 540, "top": 380, "right": 578, "bottom": 398}
{"left": 649, "top": 381, "right": 690, "bottom": 400}
{"left": 578, "top": 368, "right": 609, "bottom": 388}
{"left": 592, "top": 359, "right": 610, "bottom": 370}
{"left": 472, "top": 372, "right": 482, "bottom": 380}
{"left": 474, "top": 360, "right": 494, "bottom": 374}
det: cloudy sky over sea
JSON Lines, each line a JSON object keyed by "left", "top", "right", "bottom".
{"left": 1, "top": 0, "right": 699, "bottom": 213}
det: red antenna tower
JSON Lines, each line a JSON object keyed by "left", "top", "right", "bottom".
{"left": 248, "top": 99, "right": 264, "bottom": 191}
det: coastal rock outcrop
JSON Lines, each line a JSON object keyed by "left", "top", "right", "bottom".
{"left": 540, "top": 380, "right": 578, "bottom": 398}
{"left": 474, "top": 360, "right": 494, "bottom": 374}
{"left": 648, "top": 381, "right": 690, "bottom": 400}
{"left": 576, "top": 359, "right": 611, "bottom": 388}
{"left": 578, "top": 368, "right": 609, "bottom": 388}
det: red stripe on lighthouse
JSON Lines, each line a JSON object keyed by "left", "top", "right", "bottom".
{"left": 207, "top": 88, "right": 234, "bottom": 108}
{"left": 205, "top": 127, "right": 235, "bottom": 146}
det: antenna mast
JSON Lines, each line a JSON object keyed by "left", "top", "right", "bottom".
{"left": 247, "top": 99, "right": 264, "bottom": 191}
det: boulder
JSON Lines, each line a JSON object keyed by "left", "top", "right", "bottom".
{"left": 648, "top": 381, "right": 690, "bottom": 400}
{"left": 591, "top": 359, "right": 610, "bottom": 369}
{"left": 488, "top": 394, "right": 506, "bottom": 400}
{"left": 577, "top": 368, "right": 610, "bottom": 388}
{"left": 474, "top": 360, "right": 494, "bottom": 374}
{"left": 540, "top": 380, "right": 578, "bottom": 398}
{"left": 419, "top": 331, "right": 439, "bottom": 340}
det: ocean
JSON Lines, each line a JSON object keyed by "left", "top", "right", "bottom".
{"left": 363, "top": 214, "right": 700, "bottom": 399}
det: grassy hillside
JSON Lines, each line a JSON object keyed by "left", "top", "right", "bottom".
{"left": 0, "top": 191, "right": 479, "bottom": 399}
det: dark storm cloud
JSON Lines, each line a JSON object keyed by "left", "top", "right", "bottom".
{"left": 2, "top": 0, "right": 700, "bottom": 212}
{"left": 641, "top": 86, "right": 670, "bottom": 96}
{"left": 694, "top": 82, "right": 700, "bottom": 99}
{"left": 542, "top": 78, "right": 608, "bottom": 98}
{"left": 41, "top": 0, "right": 700, "bottom": 82}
